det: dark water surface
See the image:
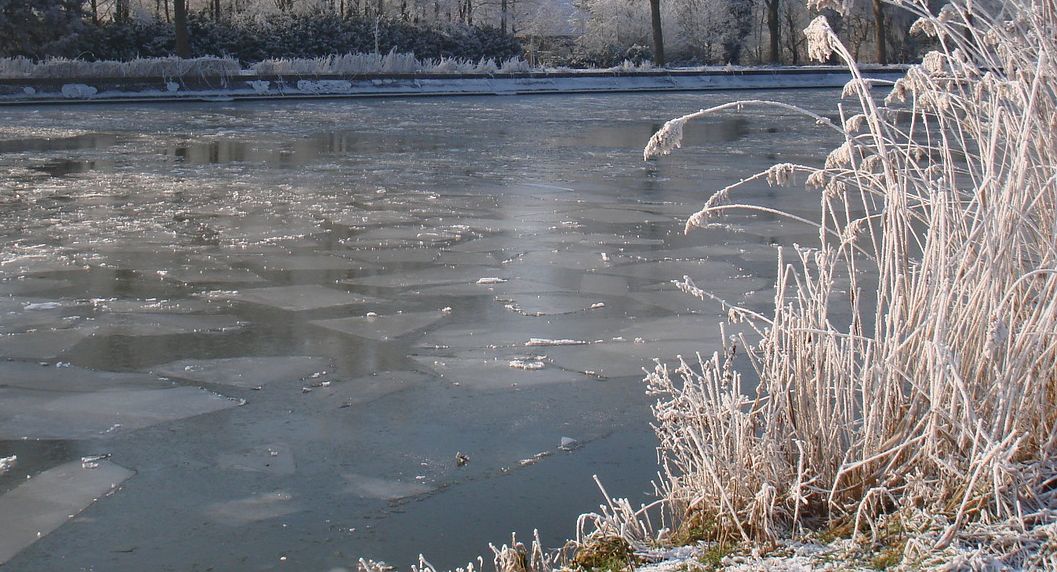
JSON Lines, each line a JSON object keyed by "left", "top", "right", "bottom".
{"left": 0, "top": 91, "right": 840, "bottom": 571}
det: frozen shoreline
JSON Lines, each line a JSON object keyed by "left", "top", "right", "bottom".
{"left": 0, "top": 66, "right": 906, "bottom": 104}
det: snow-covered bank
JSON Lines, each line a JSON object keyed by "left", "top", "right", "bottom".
{"left": 0, "top": 66, "right": 906, "bottom": 104}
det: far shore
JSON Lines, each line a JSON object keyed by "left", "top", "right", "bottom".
{"left": 0, "top": 65, "right": 907, "bottom": 105}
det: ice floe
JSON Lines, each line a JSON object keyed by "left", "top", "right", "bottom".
{"left": 231, "top": 284, "right": 383, "bottom": 312}
{"left": 152, "top": 356, "right": 331, "bottom": 389}
{"left": 0, "top": 459, "right": 134, "bottom": 565}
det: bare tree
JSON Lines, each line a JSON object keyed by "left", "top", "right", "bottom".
{"left": 872, "top": 0, "right": 887, "bottom": 63}
{"left": 174, "top": 0, "right": 190, "bottom": 57}
{"left": 649, "top": 0, "right": 665, "bottom": 66}
{"left": 765, "top": 0, "right": 779, "bottom": 63}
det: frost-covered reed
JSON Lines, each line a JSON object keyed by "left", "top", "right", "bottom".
{"left": 581, "top": 0, "right": 1057, "bottom": 566}
{"left": 0, "top": 56, "right": 242, "bottom": 79}
{"left": 252, "top": 50, "right": 532, "bottom": 75}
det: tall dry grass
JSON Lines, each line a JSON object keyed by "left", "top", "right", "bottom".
{"left": 580, "top": 0, "right": 1057, "bottom": 565}
{"left": 252, "top": 50, "right": 531, "bottom": 75}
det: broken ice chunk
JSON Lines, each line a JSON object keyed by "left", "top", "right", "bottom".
{"left": 0, "top": 381, "right": 239, "bottom": 440}
{"left": 231, "top": 285, "right": 383, "bottom": 312}
{"left": 508, "top": 359, "right": 545, "bottom": 370}
{"left": 217, "top": 443, "right": 296, "bottom": 476}
{"left": 80, "top": 453, "right": 111, "bottom": 469}
{"left": 0, "top": 328, "right": 95, "bottom": 360}
{"left": 475, "top": 277, "right": 507, "bottom": 285}
{"left": 312, "top": 310, "right": 446, "bottom": 341}
{"left": 559, "top": 437, "right": 579, "bottom": 451}
{"left": 342, "top": 473, "right": 432, "bottom": 500}
{"left": 0, "top": 459, "right": 134, "bottom": 566}
{"left": 0, "top": 456, "right": 15, "bottom": 475}
{"left": 95, "top": 313, "right": 243, "bottom": 337}
{"left": 524, "top": 338, "right": 587, "bottom": 347}
{"left": 206, "top": 491, "right": 299, "bottom": 526}
{"left": 22, "top": 302, "right": 63, "bottom": 311}
{"left": 152, "top": 356, "right": 331, "bottom": 389}
{"left": 500, "top": 294, "right": 601, "bottom": 316}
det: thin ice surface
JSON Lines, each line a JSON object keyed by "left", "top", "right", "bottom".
{"left": 0, "top": 91, "right": 841, "bottom": 570}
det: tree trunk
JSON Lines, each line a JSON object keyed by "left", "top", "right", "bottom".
{"left": 500, "top": 0, "right": 507, "bottom": 33}
{"left": 174, "top": 0, "right": 190, "bottom": 58}
{"left": 872, "top": 0, "right": 887, "bottom": 64}
{"left": 766, "top": 0, "right": 779, "bottom": 64}
{"left": 91, "top": 0, "right": 99, "bottom": 24}
{"left": 115, "top": 0, "right": 130, "bottom": 22}
{"left": 648, "top": 0, "right": 665, "bottom": 66}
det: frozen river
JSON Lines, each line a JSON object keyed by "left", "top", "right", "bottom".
{"left": 0, "top": 91, "right": 839, "bottom": 571}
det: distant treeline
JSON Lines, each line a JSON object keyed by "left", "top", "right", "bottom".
{"left": 0, "top": 2, "right": 521, "bottom": 63}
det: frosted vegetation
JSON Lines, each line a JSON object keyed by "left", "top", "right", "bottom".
{"left": 4, "top": 0, "right": 927, "bottom": 69}
{"left": 0, "top": 52, "right": 533, "bottom": 79}
{"left": 558, "top": 0, "right": 1057, "bottom": 568}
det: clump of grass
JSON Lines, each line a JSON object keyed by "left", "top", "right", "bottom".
{"left": 571, "top": 536, "right": 634, "bottom": 572}
{"left": 583, "top": 0, "right": 1057, "bottom": 567}
{"left": 696, "top": 542, "right": 734, "bottom": 569}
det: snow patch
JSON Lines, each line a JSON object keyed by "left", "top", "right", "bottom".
{"left": 60, "top": 84, "right": 97, "bottom": 98}
{"left": 525, "top": 338, "right": 588, "bottom": 346}
{"left": 248, "top": 80, "right": 270, "bottom": 94}
{"left": 296, "top": 80, "right": 353, "bottom": 94}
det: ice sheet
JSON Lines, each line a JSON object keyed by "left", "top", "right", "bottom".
{"left": 0, "top": 328, "right": 95, "bottom": 359}
{"left": 0, "top": 459, "right": 134, "bottom": 566}
{"left": 0, "top": 363, "right": 239, "bottom": 439}
{"left": 498, "top": 293, "right": 604, "bottom": 316}
{"left": 408, "top": 353, "right": 585, "bottom": 390}
{"left": 217, "top": 443, "right": 297, "bottom": 475}
{"left": 231, "top": 285, "right": 384, "bottom": 312}
{"left": 152, "top": 356, "right": 331, "bottom": 388}
{"left": 206, "top": 491, "right": 299, "bottom": 526}
{"left": 95, "top": 313, "right": 245, "bottom": 336}
{"left": 312, "top": 310, "right": 447, "bottom": 341}
{"left": 343, "top": 473, "right": 432, "bottom": 500}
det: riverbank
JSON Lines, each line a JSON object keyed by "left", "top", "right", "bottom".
{"left": 0, "top": 66, "right": 906, "bottom": 104}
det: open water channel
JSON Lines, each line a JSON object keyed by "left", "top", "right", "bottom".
{"left": 0, "top": 90, "right": 840, "bottom": 571}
